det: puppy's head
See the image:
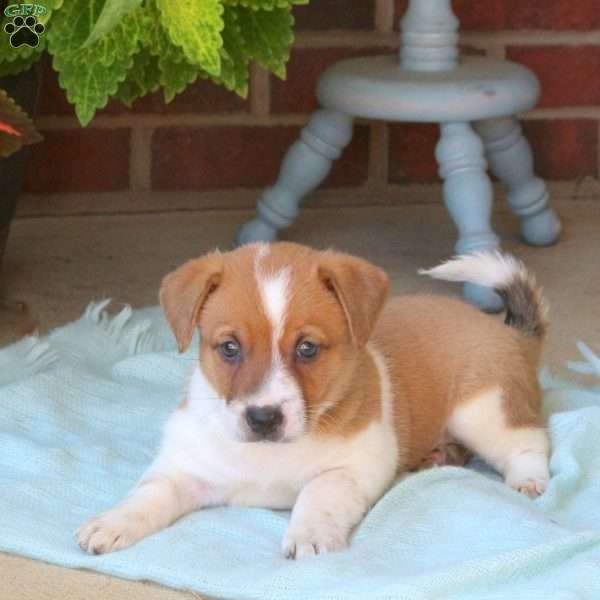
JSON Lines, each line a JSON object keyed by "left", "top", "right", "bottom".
{"left": 160, "top": 242, "right": 388, "bottom": 443}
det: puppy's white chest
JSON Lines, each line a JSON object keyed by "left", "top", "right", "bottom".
{"left": 155, "top": 406, "right": 392, "bottom": 510}
{"left": 202, "top": 430, "right": 341, "bottom": 509}
{"left": 227, "top": 476, "right": 298, "bottom": 509}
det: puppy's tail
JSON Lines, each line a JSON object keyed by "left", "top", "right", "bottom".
{"left": 419, "top": 251, "right": 548, "bottom": 339}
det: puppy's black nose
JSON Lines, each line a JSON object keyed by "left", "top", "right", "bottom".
{"left": 245, "top": 405, "right": 283, "bottom": 437}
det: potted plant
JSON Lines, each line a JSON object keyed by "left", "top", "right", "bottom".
{"left": 0, "top": 67, "right": 41, "bottom": 262}
{"left": 0, "top": 0, "right": 306, "bottom": 241}
{"left": 0, "top": 70, "right": 42, "bottom": 343}
{"left": 0, "top": 0, "right": 305, "bottom": 339}
{"left": 1, "top": 0, "right": 306, "bottom": 125}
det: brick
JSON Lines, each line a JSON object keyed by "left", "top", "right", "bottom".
{"left": 387, "top": 120, "right": 597, "bottom": 183}
{"left": 23, "top": 129, "right": 130, "bottom": 193}
{"left": 507, "top": 46, "right": 600, "bottom": 108}
{"left": 508, "top": 1, "right": 600, "bottom": 30}
{"left": 37, "top": 61, "right": 72, "bottom": 116}
{"left": 271, "top": 47, "right": 388, "bottom": 114}
{"left": 293, "top": 0, "right": 374, "bottom": 30}
{"left": 395, "top": 0, "right": 600, "bottom": 31}
{"left": 521, "top": 120, "right": 597, "bottom": 180}
{"left": 395, "top": 0, "right": 505, "bottom": 31}
{"left": 325, "top": 124, "right": 370, "bottom": 188}
{"left": 388, "top": 123, "right": 440, "bottom": 183}
{"left": 450, "top": 0, "right": 507, "bottom": 30}
{"left": 151, "top": 125, "right": 369, "bottom": 190}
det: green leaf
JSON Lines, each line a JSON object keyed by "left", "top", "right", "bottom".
{"left": 0, "top": 52, "right": 38, "bottom": 77}
{"left": 83, "top": 0, "right": 143, "bottom": 47}
{"left": 223, "top": 0, "right": 308, "bottom": 7}
{"left": 136, "top": 0, "right": 199, "bottom": 103}
{"left": 234, "top": 6, "right": 294, "bottom": 79}
{"left": 159, "top": 46, "right": 200, "bottom": 103}
{"left": 138, "top": 0, "right": 167, "bottom": 53}
{"left": 222, "top": 0, "right": 289, "bottom": 8}
{"left": 48, "top": 0, "right": 144, "bottom": 125}
{"left": 156, "top": 0, "right": 224, "bottom": 77}
{"left": 217, "top": 6, "right": 249, "bottom": 95}
{"left": 116, "top": 50, "right": 161, "bottom": 104}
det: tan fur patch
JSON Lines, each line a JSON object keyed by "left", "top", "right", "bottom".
{"left": 371, "top": 295, "right": 545, "bottom": 469}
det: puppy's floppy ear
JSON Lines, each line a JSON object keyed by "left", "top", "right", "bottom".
{"left": 318, "top": 251, "right": 389, "bottom": 347}
{"left": 159, "top": 252, "right": 224, "bottom": 353}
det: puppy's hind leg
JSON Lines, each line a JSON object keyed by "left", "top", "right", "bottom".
{"left": 447, "top": 387, "right": 550, "bottom": 497}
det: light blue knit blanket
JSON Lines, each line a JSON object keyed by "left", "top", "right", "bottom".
{"left": 1, "top": 301, "right": 600, "bottom": 599}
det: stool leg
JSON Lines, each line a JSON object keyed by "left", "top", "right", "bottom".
{"left": 436, "top": 122, "right": 503, "bottom": 312}
{"left": 475, "top": 117, "right": 561, "bottom": 246}
{"left": 235, "top": 109, "right": 354, "bottom": 245}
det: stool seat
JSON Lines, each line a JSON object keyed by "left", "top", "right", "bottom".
{"left": 235, "top": 0, "right": 562, "bottom": 312}
{"left": 317, "top": 55, "right": 539, "bottom": 123}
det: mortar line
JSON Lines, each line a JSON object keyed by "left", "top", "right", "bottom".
{"left": 16, "top": 181, "right": 600, "bottom": 219}
{"left": 367, "top": 122, "right": 389, "bottom": 190}
{"left": 294, "top": 30, "right": 600, "bottom": 49}
{"left": 36, "top": 113, "right": 308, "bottom": 130}
{"left": 375, "top": 0, "right": 395, "bottom": 33}
{"left": 597, "top": 120, "right": 600, "bottom": 180}
{"left": 249, "top": 62, "right": 271, "bottom": 118}
{"left": 129, "top": 126, "right": 152, "bottom": 192}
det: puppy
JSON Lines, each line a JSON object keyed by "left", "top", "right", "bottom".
{"left": 76, "top": 243, "right": 550, "bottom": 559}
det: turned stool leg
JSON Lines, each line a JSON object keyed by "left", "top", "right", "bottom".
{"left": 475, "top": 117, "right": 561, "bottom": 246}
{"left": 436, "top": 122, "right": 503, "bottom": 311}
{"left": 236, "top": 109, "right": 354, "bottom": 245}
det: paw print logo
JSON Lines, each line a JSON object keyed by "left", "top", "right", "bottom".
{"left": 4, "top": 15, "right": 45, "bottom": 49}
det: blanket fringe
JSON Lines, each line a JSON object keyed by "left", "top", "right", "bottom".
{"left": 0, "top": 301, "right": 173, "bottom": 387}
{"left": 82, "top": 300, "right": 170, "bottom": 357}
{"left": 567, "top": 342, "right": 600, "bottom": 377}
{"left": 0, "top": 336, "right": 59, "bottom": 387}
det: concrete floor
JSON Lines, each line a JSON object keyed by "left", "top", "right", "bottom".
{"left": 1, "top": 200, "right": 600, "bottom": 598}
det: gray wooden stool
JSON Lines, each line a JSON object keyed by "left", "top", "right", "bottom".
{"left": 236, "top": 0, "right": 561, "bottom": 311}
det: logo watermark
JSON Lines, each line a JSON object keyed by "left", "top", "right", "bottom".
{"left": 3, "top": 4, "right": 47, "bottom": 49}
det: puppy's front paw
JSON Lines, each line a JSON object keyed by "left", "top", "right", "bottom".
{"left": 75, "top": 509, "right": 146, "bottom": 555}
{"left": 282, "top": 524, "right": 348, "bottom": 560}
{"left": 510, "top": 475, "right": 548, "bottom": 498}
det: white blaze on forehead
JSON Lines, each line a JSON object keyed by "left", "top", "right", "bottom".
{"left": 261, "top": 272, "right": 291, "bottom": 344}
{"left": 247, "top": 246, "right": 305, "bottom": 438}
{"left": 254, "top": 245, "right": 292, "bottom": 353}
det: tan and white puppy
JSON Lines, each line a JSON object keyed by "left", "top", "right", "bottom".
{"left": 76, "top": 243, "right": 550, "bottom": 559}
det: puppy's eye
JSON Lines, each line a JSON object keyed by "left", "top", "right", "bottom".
{"left": 218, "top": 339, "right": 241, "bottom": 362}
{"left": 296, "top": 340, "right": 319, "bottom": 362}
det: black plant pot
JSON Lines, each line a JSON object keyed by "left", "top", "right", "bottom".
{"left": 0, "top": 62, "right": 42, "bottom": 269}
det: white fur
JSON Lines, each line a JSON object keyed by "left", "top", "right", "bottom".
{"left": 253, "top": 243, "right": 289, "bottom": 345}
{"left": 76, "top": 348, "right": 398, "bottom": 557}
{"left": 448, "top": 387, "right": 550, "bottom": 497}
{"left": 419, "top": 251, "right": 525, "bottom": 290}
{"left": 239, "top": 246, "right": 305, "bottom": 440}
{"left": 258, "top": 271, "right": 290, "bottom": 347}
{"left": 240, "top": 368, "right": 306, "bottom": 440}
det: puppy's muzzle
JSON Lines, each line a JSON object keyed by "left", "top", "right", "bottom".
{"left": 245, "top": 405, "right": 284, "bottom": 439}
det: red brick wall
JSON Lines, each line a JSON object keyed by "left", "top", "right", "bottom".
{"left": 22, "top": 0, "right": 600, "bottom": 212}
